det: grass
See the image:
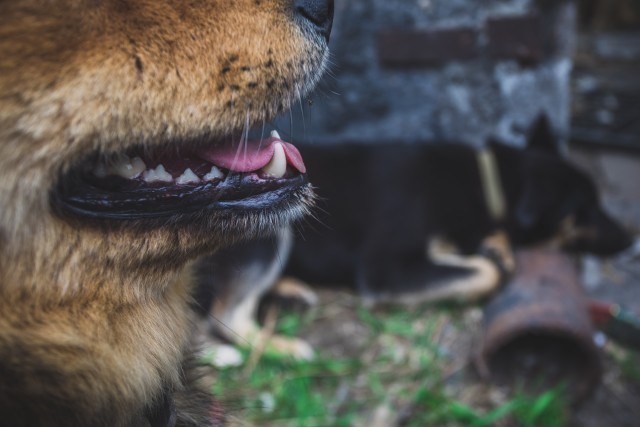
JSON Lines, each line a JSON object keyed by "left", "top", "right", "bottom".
{"left": 614, "top": 348, "right": 640, "bottom": 383}
{"left": 207, "top": 298, "right": 570, "bottom": 427}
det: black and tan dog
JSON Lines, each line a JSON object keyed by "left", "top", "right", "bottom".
{"left": 197, "top": 116, "right": 632, "bottom": 356}
{"left": 0, "top": 1, "right": 333, "bottom": 426}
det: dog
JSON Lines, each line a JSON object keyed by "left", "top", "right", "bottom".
{"left": 196, "top": 115, "right": 632, "bottom": 356}
{"left": 0, "top": 1, "right": 333, "bottom": 425}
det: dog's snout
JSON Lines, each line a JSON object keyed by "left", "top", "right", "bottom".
{"left": 294, "top": 0, "right": 334, "bottom": 41}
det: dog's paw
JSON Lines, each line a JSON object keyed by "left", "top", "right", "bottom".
{"left": 199, "top": 343, "right": 245, "bottom": 369}
{"left": 228, "top": 321, "right": 315, "bottom": 361}
{"left": 479, "top": 231, "right": 516, "bottom": 278}
{"left": 265, "top": 335, "right": 315, "bottom": 361}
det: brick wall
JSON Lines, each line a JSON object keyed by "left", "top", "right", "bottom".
{"left": 282, "top": 0, "right": 576, "bottom": 148}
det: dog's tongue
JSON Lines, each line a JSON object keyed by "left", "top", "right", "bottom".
{"left": 198, "top": 136, "right": 306, "bottom": 173}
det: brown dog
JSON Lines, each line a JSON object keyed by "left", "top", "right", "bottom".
{"left": 0, "top": 1, "right": 332, "bottom": 425}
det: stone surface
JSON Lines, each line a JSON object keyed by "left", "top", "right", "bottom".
{"left": 280, "top": 0, "right": 577, "bottom": 148}
{"left": 571, "top": 148, "right": 640, "bottom": 231}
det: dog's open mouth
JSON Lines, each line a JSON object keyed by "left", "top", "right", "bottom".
{"left": 55, "top": 131, "right": 309, "bottom": 221}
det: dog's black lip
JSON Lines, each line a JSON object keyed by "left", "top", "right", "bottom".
{"left": 53, "top": 172, "right": 308, "bottom": 221}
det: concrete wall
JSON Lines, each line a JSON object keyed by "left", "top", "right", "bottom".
{"left": 281, "top": 0, "right": 576, "bottom": 148}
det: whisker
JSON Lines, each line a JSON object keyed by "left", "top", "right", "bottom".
{"left": 289, "top": 104, "right": 294, "bottom": 142}
{"left": 298, "top": 92, "right": 307, "bottom": 143}
{"left": 258, "top": 115, "right": 267, "bottom": 152}
{"left": 243, "top": 111, "right": 250, "bottom": 163}
{"left": 230, "top": 110, "right": 250, "bottom": 172}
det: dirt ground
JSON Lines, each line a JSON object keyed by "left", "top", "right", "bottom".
{"left": 570, "top": 148, "right": 640, "bottom": 426}
{"left": 289, "top": 252, "right": 640, "bottom": 426}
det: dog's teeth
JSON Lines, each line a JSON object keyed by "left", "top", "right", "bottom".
{"left": 176, "top": 168, "right": 200, "bottom": 185}
{"left": 143, "top": 164, "right": 173, "bottom": 183}
{"left": 111, "top": 156, "right": 146, "bottom": 179}
{"left": 270, "top": 130, "right": 281, "bottom": 140}
{"left": 93, "top": 156, "right": 146, "bottom": 179}
{"left": 203, "top": 166, "right": 224, "bottom": 181}
{"left": 261, "top": 142, "right": 287, "bottom": 178}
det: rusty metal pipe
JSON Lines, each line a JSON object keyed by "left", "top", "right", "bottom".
{"left": 475, "top": 249, "right": 601, "bottom": 403}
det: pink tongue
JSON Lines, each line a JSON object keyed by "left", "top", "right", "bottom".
{"left": 197, "top": 137, "right": 306, "bottom": 174}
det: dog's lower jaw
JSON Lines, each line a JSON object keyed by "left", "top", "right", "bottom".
{"left": 0, "top": 177, "right": 314, "bottom": 298}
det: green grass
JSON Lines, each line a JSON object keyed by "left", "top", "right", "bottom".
{"left": 208, "top": 303, "right": 570, "bottom": 427}
{"left": 615, "top": 349, "right": 640, "bottom": 383}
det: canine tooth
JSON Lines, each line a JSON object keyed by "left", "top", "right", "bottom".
{"left": 261, "top": 142, "right": 286, "bottom": 178}
{"left": 143, "top": 164, "right": 173, "bottom": 183}
{"left": 176, "top": 168, "right": 200, "bottom": 185}
{"left": 129, "top": 157, "right": 147, "bottom": 176}
{"left": 203, "top": 166, "right": 224, "bottom": 181}
{"left": 270, "top": 130, "right": 281, "bottom": 140}
{"left": 111, "top": 156, "right": 146, "bottom": 179}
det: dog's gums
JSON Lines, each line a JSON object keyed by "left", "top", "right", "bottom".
{"left": 89, "top": 131, "right": 305, "bottom": 182}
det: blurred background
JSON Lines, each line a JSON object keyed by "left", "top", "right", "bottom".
{"left": 218, "top": 1, "right": 640, "bottom": 426}
{"left": 285, "top": 0, "right": 640, "bottom": 151}
{"left": 280, "top": 0, "right": 640, "bottom": 304}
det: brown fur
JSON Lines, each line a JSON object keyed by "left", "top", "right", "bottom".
{"left": 0, "top": 1, "right": 328, "bottom": 425}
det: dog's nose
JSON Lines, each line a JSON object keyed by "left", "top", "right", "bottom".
{"left": 294, "top": 0, "right": 334, "bottom": 42}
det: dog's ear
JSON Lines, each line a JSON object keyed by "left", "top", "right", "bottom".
{"left": 526, "top": 113, "right": 558, "bottom": 153}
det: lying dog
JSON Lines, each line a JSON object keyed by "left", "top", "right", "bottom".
{"left": 197, "top": 115, "right": 632, "bottom": 355}
{"left": 0, "top": 1, "right": 332, "bottom": 425}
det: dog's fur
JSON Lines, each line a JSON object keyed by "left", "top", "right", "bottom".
{"left": 0, "top": 1, "right": 331, "bottom": 425}
{"left": 197, "top": 116, "right": 632, "bottom": 353}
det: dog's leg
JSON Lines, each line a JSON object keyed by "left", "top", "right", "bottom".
{"left": 357, "top": 232, "right": 512, "bottom": 305}
{"left": 269, "top": 276, "right": 319, "bottom": 307}
{"left": 476, "top": 230, "right": 516, "bottom": 276}
{"left": 195, "top": 228, "right": 314, "bottom": 359}
{"left": 213, "top": 288, "right": 314, "bottom": 361}
{"left": 360, "top": 257, "right": 501, "bottom": 306}
{"left": 429, "top": 230, "right": 515, "bottom": 277}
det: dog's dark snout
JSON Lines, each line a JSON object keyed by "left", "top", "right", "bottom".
{"left": 294, "top": 0, "right": 334, "bottom": 41}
